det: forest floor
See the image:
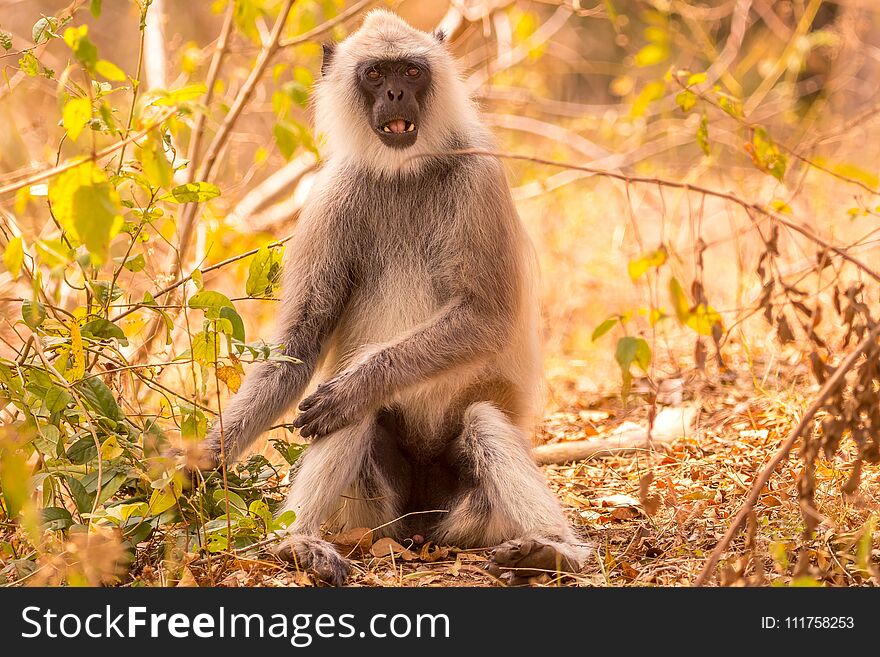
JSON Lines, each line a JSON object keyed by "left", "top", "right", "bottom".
{"left": 145, "top": 345, "right": 879, "bottom": 588}
{"left": 3, "top": 339, "right": 877, "bottom": 587}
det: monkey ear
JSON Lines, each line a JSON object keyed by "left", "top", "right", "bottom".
{"left": 433, "top": 29, "right": 446, "bottom": 43}
{"left": 321, "top": 42, "right": 336, "bottom": 76}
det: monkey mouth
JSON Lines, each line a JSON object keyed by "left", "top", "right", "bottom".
{"left": 378, "top": 119, "right": 416, "bottom": 134}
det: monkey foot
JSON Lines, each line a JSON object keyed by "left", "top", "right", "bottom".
{"left": 485, "top": 537, "right": 590, "bottom": 584}
{"left": 273, "top": 535, "right": 351, "bottom": 586}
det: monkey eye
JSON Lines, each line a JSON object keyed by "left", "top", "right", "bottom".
{"left": 365, "top": 68, "right": 381, "bottom": 81}
{"left": 405, "top": 65, "right": 421, "bottom": 77}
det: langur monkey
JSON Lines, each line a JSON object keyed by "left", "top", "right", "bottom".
{"left": 197, "top": 10, "right": 590, "bottom": 584}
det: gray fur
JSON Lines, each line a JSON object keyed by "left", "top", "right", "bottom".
{"left": 199, "top": 10, "right": 587, "bottom": 584}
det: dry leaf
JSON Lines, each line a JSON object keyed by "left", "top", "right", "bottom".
{"left": 176, "top": 566, "right": 198, "bottom": 587}
{"left": 638, "top": 471, "right": 662, "bottom": 516}
{"left": 327, "top": 527, "right": 373, "bottom": 555}
{"left": 370, "top": 537, "right": 418, "bottom": 560}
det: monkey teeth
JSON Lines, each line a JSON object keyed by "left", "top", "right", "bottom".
{"left": 381, "top": 120, "right": 416, "bottom": 134}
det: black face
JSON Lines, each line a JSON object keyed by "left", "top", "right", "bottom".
{"left": 356, "top": 58, "right": 432, "bottom": 149}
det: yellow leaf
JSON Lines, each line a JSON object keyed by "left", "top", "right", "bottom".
{"left": 101, "top": 435, "right": 124, "bottom": 460}
{"left": 148, "top": 482, "right": 180, "bottom": 515}
{"left": 48, "top": 162, "right": 124, "bottom": 264}
{"left": 14, "top": 187, "right": 31, "bottom": 215}
{"left": 627, "top": 247, "right": 667, "bottom": 281}
{"left": 63, "top": 96, "right": 92, "bottom": 141}
{"left": 216, "top": 365, "right": 241, "bottom": 393}
{"left": 95, "top": 59, "right": 126, "bottom": 81}
{"left": 4, "top": 236, "right": 24, "bottom": 278}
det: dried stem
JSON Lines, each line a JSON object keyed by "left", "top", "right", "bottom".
{"left": 693, "top": 322, "right": 880, "bottom": 586}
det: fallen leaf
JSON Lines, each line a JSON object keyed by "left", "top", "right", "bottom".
{"left": 176, "top": 567, "right": 198, "bottom": 587}
{"left": 370, "top": 537, "right": 418, "bottom": 560}
{"left": 639, "top": 471, "right": 662, "bottom": 516}
{"left": 327, "top": 527, "right": 373, "bottom": 555}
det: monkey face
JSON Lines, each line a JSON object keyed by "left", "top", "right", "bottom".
{"left": 356, "top": 58, "right": 432, "bottom": 149}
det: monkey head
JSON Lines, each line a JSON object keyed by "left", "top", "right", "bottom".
{"left": 315, "top": 10, "right": 485, "bottom": 174}
{"left": 356, "top": 57, "right": 431, "bottom": 149}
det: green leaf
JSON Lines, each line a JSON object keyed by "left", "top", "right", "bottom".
{"left": 283, "top": 80, "right": 309, "bottom": 108}
{"left": 18, "top": 52, "right": 40, "bottom": 77}
{"left": 615, "top": 336, "right": 651, "bottom": 400}
{"left": 32, "top": 17, "right": 57, "bottom": 45}
{"left": 22, "top": 300, "right": 46, "bottom": 329}
{"left": 63, "top": 25, "right": 97, "bottom": 71}
{"left": 65, "top": 475, "right": 94, "bottom": 515}
{"left": 48, "top": 161, "right": 124, "bottom": 264}
{"left": 90, "top": 0, "right": 103, "bottom": 18}
{"left": 66, "top": 438, "right": 98, "bottom": 464}
{"left": 273, "top": 120, "right": 318, "bottom": 160}
{"left": 192, "top": 329, "right": 220, "bottom": 366}
{"left": 747, "top": 127, "right": 787, "bottom": 181}
{"left": 75, "top": 376, "right": 122, "bottom": 421}
{"left": 0, "top": 30, "right": 12, "bottom": 51}
{"left": 188, "top": 290, "right": 234, "bottom": 317}
{"left": 180, "top": 404, "right": 207, "bottom": 441}
{"left": 162, "top": 182, "right": 221, "bottom": 203}
{"left": 220, "top": 305, "right": 246, "bottom": 345}
{"left": 41, "top": 506, "right": 74, "bottom": 531}
{"left": 118, "top": 253, "right": 145, "bottom": 272}
{"left": 627, "top": 247, "right": 667, "bottom": 281}
{"left": 591, "top": 317, "right": 618, "bottom": 342}
{"left": 273, "top": 121, "right": 300, "bottom": 160}
{"left": 139, "top": 132, "right": 173, "bottom": 189}
{"left": 271, "top": 510, "right": 297, "bottom": 532}
{"left": 41, "top": 385, "right": 72, "bottom": 414}
{"left": 4, "top": 236, "right": 24, "bottom": 278}
{"left": 248, "top": 499, "right": 273, "bottom": 528}
{"left": 212, "top": 489, "right": 248, "bottom": 516}
{"left": 81, "top": 318, "right": 128, "bottom": 346}
{"left": 95, "top": 59, "right": 125, "bottom": 81}
{"left": 62, "top": 96, "right": 92, "bottom": 141}
{"left": 246, "top": 245, "right": 283, "bottom": 297}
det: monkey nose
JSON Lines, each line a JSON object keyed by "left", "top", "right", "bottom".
{"left": 386, "top": 89, "right": 404, "bottom": 101}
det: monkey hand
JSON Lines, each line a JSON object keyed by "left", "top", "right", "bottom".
{"left": 293, "top": 372, "right": 372, "bottom": 439}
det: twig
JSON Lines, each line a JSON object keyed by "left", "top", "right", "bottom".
{"left": 180, "top": 1, "right": 235, "bottom": 190}
{"left": 438, "top": 149, "right": 880, "bottom": 284}
{"left": 110, "top": 233, "right": 294, "bottom": 323}
{"left": 692, "top": 322, "right": 880, "bottom": 586}
{"left": 0, "top": 109, "right": 175, "bottom": 198}
{"left": 176, "top": 0, "right": 297, "bottom": 270}
{"left": 279, "top": 0, "right": 377, "bottom": 48}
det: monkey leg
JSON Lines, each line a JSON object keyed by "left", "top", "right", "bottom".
{"left": 272, "top": 416, "right": 401, "bottom": 585}
{"left": 436, "top": 402, "right": 592, "bottom": 583}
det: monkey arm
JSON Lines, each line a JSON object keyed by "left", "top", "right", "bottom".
{"left": 294, "top": 293, "right": 514, "bottom": 439}
{"left": 197, "top": 212, "right": 352, "bottom": 466}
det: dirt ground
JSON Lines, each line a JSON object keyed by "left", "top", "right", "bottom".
{"left": 139, "top": 344, "right": 878, "bottom": 589}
